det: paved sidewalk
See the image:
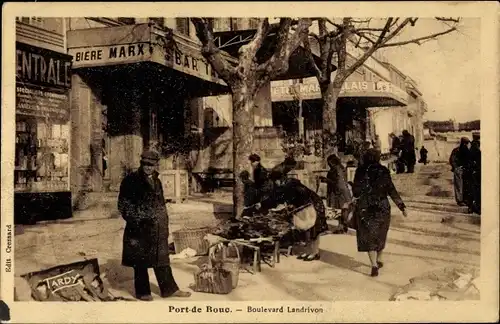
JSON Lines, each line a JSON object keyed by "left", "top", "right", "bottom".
{"left": 15, "top": 206, "right": 480, "bottom": 301}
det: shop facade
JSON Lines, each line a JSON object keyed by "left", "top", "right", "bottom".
{"left": 271, "top": 64, "right": 409, "bottom": 158}
{"left": 14, "top": 20, "right": 73, "bottom": 224}
{"left": 66, "top": 22, "right": 235, "bottom": 204}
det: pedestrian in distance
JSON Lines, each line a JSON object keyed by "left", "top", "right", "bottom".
{"left": 419, "top": 145, "right": 429, "bottom": 165}
{"left": 401, "top": 130, "right": 416, "bottom": 173}
{"left": 351, "top": 148, "right": 407, "bottom": 277}
{"left": 118, "top": 150, "right": 191, "bottom": 301}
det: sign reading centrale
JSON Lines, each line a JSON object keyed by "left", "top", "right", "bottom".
{"left": 68, "top": 43, "right": 152, "bottom": 68}
{"left": 15, "top": 42, "right": 72, "bottom": 120}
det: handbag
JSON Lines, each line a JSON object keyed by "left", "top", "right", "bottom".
{"left": 290, "top": 203, "right": 317, "bottom": 231}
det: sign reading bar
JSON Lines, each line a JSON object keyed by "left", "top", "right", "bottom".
{"left": 68, "top": 42, "right": 152, "bottom": 68}
{"left": 16, "top": 42, "right": 72, "bottom": 90}
{"left": 165, "top": 48, "right": 220, "bottom": 81}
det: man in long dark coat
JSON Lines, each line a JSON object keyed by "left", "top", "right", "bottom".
{"left": 118, "top": 150, "right": 191, "bottom": 301}
{"left": 401, "top": 130, "right": 417, "bottom": 173}
{"left": 449, "top": 137, "right": 473, "bottom": 208}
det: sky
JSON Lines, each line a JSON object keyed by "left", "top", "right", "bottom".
{"left": 377, "top": 18, "right": 481, "bottom": 122}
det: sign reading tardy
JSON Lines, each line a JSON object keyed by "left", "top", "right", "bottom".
{"left": 15, "top": 42, "right": 72, "bottom": 120}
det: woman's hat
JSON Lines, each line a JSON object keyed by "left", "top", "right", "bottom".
{"left": 141, "top": 150, "right": 160, "bottom": 165}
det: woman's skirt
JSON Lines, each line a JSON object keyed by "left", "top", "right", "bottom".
{"left": 355, "top": 206, "right": 391, "bottom": 252}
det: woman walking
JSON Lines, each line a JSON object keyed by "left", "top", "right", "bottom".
{"left": 262, "top": 171, "right": 328, "bottom": 261}
{"left": 351, "top": 149, "right": 407, "bottom": 277}
{"left": 321, "top": 154, "right": 352, "bottom": 233}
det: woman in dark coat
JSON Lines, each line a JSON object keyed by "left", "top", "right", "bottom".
{"left": 352, "top": 148, "right": 407, "bottom": 277}
{"left": 264, "top": 171, "right": 328, "bottom": 262}
{"left": 118, "top": 150, "right": 190, "bottom": 300}
{"left": 320, "top": 154, "right": 352, "bottom": 233}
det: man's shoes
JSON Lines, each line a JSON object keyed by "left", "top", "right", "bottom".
{"left": 170, "top": 290, "right": 192, "bottom": 298}
{"left": 370, "top": 267, "right": 379, "bottom": 277}
{"left": 136, "top": 295, "right": 154, "bottom": 301}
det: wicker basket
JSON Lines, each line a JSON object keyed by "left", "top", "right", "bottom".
{"left": 193, "top": 264, "right": 233, "bottom": 295}
{"left": 209, "top": 243, "right": 241, "bottom": 289}
{"left": 172, "top": 227, "right": 211, "bottom": 256}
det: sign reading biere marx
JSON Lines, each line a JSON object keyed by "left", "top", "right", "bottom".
{"left": 68, "top": 42, "right": 152, "bottom": 68}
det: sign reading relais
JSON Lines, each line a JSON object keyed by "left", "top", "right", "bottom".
{"left": 271, "top": 80, "right": 408, "bottom": 104}
{"left": 68, "top": 42, "right": 152, "bottom": 68}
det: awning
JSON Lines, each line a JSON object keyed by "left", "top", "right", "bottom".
{"left": 271, "top": 78, "right": 409, "bottom": 107}
{"left": 66, "top": 24, "right": 237, "bottom": 94}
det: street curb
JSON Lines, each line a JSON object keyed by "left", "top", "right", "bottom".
{"left": 404, "top": 207, "right": 480, "bottom": 225}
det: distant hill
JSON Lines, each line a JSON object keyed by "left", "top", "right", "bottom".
{"left": 424, "top": 119, "right": 480, "bottom": 133}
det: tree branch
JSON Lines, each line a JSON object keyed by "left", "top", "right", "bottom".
{"left": 238, "top": 18, "right": 270, "bottom": 65}
{"left": 342, "top": 18, "right": 408, "bottom": 79}
{"left": 436, "top": 17, "right": 460, "bottom": 23}
{"left": 303, "top": 36, "right": 323, "bottom": 81}
{"left": 190, "top": 18, "right": 236, "bottom": 83}
{"left": 380, "top": 26, "right": 457, "bottom": 48}
{"left": 257, "top": 18, "right": 312, "bottom": 80}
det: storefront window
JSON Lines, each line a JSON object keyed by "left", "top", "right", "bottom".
{"left": 15, "top": 42, "right": 72, "bottom": 194}
{"left": 15, "top": 119, "right": 70, "bottom": 193}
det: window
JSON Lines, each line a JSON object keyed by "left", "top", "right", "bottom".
{"left": 117, "top": 17, "right": 136, "bottom": 25}
{"left": 15, "top": 118, "right": 70, "bottom": 193}
{"left": 16, "top": 17, "right": 63, "bottom": 34}
{"left": 149, "top": 17, "right": 164, "bottom": 27}
{"left": 176, "top": 18, "right": 190, "bottom": 36}
{"left": 17, "top": 17, "right": 43, "bottom": 27}
{"left": 249, "top": 18, "right": 260, "bottom": 29}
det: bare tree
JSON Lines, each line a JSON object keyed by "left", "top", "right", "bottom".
{"left": 190, "top": 18, "right": 312, "bottom": 217}
{"left": 304, "top": 17, "right": 460, "bottom": 157}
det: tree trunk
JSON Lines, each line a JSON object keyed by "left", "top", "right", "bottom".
{"left": 321, "top": 81, "right": 342, "bottom": 158}
{"left": 232, "top": 84, "right": 255, "bottom": 217}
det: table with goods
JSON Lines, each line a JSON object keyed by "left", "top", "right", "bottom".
{"left": 179, "top": 209, "right": 304, "bottom": 295}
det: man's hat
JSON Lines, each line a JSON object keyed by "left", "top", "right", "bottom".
{"left": 248, "top": 154, "right": 261, "bottom": 162}
{"left": 141, "top": 150, "right": 160, "bottom": 165}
